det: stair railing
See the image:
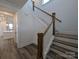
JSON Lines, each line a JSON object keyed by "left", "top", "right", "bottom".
{"left": 32, "top": 1, "right": 61, "bottom": 59}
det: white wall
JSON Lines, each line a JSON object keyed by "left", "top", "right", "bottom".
{"left": 16, "top": 0, "right": 48, "bottom": 48}
{"left": 17, "top": 10, "right": 34, "bottom": 48}
{"left": 37, "top": 0, "right": 78, "bottom": 35}
{"left": 53, "top": 0, "right": 78, "bottom": 35}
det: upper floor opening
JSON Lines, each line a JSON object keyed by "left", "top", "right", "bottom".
{"left": 42, "top": 0, "right": 50, "bottom": 4}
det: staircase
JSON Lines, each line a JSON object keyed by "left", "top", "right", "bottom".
{"left": 46, "top": 33, "right": 78, "bottom": 59}
{"left": 31, "top": 1, "right": 78, "bottom": 59}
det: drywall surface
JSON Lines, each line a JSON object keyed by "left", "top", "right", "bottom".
{"left": 16, "top": 0, "right": 48, "bottom": 48}
{"left": 39, "top": 0, "right": 78, "bottom": 35}
{"left": 53, "top": 0, "right": 78, "bottom": 35}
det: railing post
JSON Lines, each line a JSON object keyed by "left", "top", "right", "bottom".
{"left": 52, "top": 13, "right": 56, "bottom": 35}
{"left": 37, "top": 33, "right": 44, "bottom": 59}
{"left": 32, "top": 1, "right": 35, "bottom": 11}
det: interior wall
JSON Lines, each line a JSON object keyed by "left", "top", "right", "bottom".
{"left": 16, "top": 11, "right": 34, "bottom": 48}
{"left": 16, "top": 0, "right": 48, "bottom": 48}
{"left": 36, "top": 0, "right": 78, "bottom": 35}
{"left": 53, "top": 0, "right": 78, "bottom": 35}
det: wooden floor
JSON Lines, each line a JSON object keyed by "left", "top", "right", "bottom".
{"left": 0, "top": 38, "right": 37, "bottom": 59}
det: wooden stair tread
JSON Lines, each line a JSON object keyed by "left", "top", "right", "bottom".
{"left": 50, "top": 48, "right": 75, "bottom": 58}
{"left": 55, "top": 33, "right": 78, "bottom": 39}
{"left": 51, "top": 44, "right": 73, "bottom": 53}
{"left": 55, "top": 37, "right": 78, "bottom": 44}
{"left": 53, "top": 42, "right": 78, "bottom": 53}
{"left": 54, "top": 37, "right": 78, "bottom": 48}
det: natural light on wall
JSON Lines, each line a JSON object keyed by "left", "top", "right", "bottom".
{"left": 43, "top": 0, "right": 50, "bottom": 4}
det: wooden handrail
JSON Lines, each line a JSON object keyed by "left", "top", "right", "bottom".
{"left": 32, "top": 1, "right": 61, "bottom": 22}
{"left": 34, "top": 6, "right": 61, "bottom": 22}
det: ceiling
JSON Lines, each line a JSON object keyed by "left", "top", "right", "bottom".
{"left": 0, "top": 0, "right": 28, "bottom": 13}
{"left": 5, "top": 0, "right": 28, "bottom": 8}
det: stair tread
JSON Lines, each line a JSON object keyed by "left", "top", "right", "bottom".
{"left": 50, "top": 48, "right": 75, "bottom": 58}
{"left": 53, "top": 42, "right": 78, "bottom": 53}
{"left": 55, "top": 33, "right": 78, "bottom": 39}
{"left": 55, "top": 37, "right": 78, "bottom": 44}
{"left": 51, "top": 44, "right": 73, "bottom": 53}
{"left": 54, "top": 39, "right": 78, "bottom": 48}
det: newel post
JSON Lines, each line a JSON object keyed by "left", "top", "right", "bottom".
{"left": 52, "top": 13, "right": 56, "bottom": 35}
{"left": 37, "top": 33, "right": 44, "bottom": 59}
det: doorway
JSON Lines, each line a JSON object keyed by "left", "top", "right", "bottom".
{"left": 0, "top": 11, "right": 17, "bottom": 47}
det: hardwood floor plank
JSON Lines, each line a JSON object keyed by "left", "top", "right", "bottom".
{"left": 0, "top": 38, "right": 37, "bottom": 59}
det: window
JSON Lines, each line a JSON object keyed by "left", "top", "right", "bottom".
{"left": 43, "top": 0, "right": 50, "bottom": 4}
{"left": 6, "top": 16, "right": 14, "bottom": 32}
{"left": 8, "top": 24, "right": 13, "bottom": 30}
{"left": 6, "top": 23, "right": 13, "bottom": 31}
{"left": 0, "top": 12, "right": 14, "bottom": 32}
{"left": 0, "top": 15, "right": 4, "bottom": 22}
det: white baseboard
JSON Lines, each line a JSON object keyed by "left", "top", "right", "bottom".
{"left": 17, "top": 40, "right": 32, "bottom": 48}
